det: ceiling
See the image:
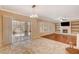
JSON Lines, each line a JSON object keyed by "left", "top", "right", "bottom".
{"left": 0, "top": 5, "right": 79, "bottom": 22}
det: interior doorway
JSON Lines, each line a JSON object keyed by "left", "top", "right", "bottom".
{"left": 12, "top": 20, "right": 31, "bottom": 48}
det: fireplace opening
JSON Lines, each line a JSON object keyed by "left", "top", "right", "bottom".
{"left": 63, "top": 29, "right": 68, "bottom": 33}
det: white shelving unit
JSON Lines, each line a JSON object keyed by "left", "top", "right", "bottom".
{"left": 71, "top": 21, "right": 79, "bottom": 34}
{"left": 55, "top": 23, "right": 60, "bottom": 33}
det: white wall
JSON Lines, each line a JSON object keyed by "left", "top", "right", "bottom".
{"left": 38, "top": 20, "right": 55, "bottom": 36}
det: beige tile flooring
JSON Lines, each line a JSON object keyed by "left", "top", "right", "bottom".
{"left": 0, "top": 38, "right": 69, "bottom": 54}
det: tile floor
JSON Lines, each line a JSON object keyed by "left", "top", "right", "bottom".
{"left": 0, "top": 38, "right": 69, "bottom": 54}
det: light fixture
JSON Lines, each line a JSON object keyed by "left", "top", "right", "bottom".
{"left": 30, "top": 5, "right": 38, "bottom": 18}
{"left": 58, "top": 17, "right": 68, "bottom": 21}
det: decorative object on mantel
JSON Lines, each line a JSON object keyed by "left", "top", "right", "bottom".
{"left": 30, "top": 5, "right": 38, "bottom": 18}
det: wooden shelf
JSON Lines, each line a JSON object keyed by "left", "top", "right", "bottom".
{"left": 71, "top": 21, "right": 79, "bottom": 33}
{"left": 55, "top": 23, "right": 60, "bottom": 33}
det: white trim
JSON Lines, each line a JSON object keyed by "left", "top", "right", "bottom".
{"left": 0, "top": 7, "right": 79, "bottom": 22}
{"left": 0, "top": 8, "right": 26, "bottom": 16}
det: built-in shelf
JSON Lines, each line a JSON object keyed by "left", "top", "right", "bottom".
{"left": 71, "top": 21, "right": 79, "bottom": 34}
{"left": 55, "top": 23, "right": 60, "bottom": 33}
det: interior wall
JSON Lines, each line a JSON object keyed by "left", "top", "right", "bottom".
{"left": 38, "top": 19, "right": 55, "bottom": 36}
{"left": 0, "top": 10, "right": 29, "bottom": 46}
{"left": 31, "top": 19, "right": 39, "bottom": 39}
{"left": 31, "top": 19, "right": 55, "bottom": 39}
{"left": 0, "top": 10, "right": 56, "bottom": 45}
{"left": 2, "top": 16, "right": 12, "bottom": 45}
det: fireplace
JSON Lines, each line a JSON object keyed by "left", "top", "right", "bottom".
{"left": 60, "top": 26, "right": 71, "bottom": 34}
{"left": 63, "top": 29, "right": 68, "bottom": 33}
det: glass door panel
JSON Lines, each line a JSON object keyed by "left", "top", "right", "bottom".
{"left": 12, "top": 20, "right": 31, "bottom": 46}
